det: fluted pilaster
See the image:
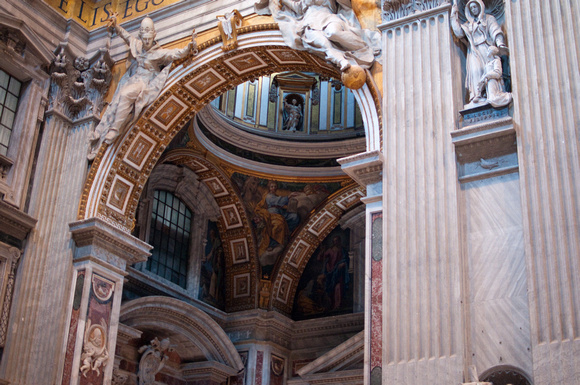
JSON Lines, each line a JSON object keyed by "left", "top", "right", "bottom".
{"left": 0, "top": 113, "right": 95, "bottom": 384}
{"left": 505, "top": 1, "right": 580, "bottom": 383}
{"left": 379, "top": 3, "right": 464, "bottom": 383}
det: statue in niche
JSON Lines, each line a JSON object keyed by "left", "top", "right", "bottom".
{"left": 88, "top": 14, "right": 198, "bottom": 160}
{"left": 138, "top": 337, "right": 171, "bottom": 385}
{"left": 283, "top": 96, "right": 303, "bottom": 131}
{"left": 254, "top": 0, "right": 381, "bottom": 76}
{"left": 450, "top": 0, "right": 512, "bottom": 109}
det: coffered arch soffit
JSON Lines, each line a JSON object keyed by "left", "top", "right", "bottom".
{"left": 79, "top": 28, "right": 382, "bottom": 233}
{"left": 269, "top": 183, "right": 365, "bottom": 314}
{"left": 157, "top": 148, "right": 259, "bottom": 312}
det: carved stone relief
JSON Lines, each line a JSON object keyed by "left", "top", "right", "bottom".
{"left": 138, "top": 337, "right": 171, "bottom": 385}
{"left": 80, "top": 318, "right": 109, "bottom": 377}
{"left": 48, "top": 47, "right": 112, "bottom": 121}
{"left": 382, "top": 0, "right": 450, "bottom": 21}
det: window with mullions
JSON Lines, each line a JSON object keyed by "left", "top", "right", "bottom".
{"left": 0, "top": 69, "right": 22, "bottom": 157}
{"left": 146, "top": 190, "right": 192, "bottom": 288}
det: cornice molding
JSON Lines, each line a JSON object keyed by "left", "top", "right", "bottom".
{"left": 0, "top": 199, "right": 37, "bottom": 241}
{"left": 69, "top": 217, "right": 152, "bottom": 269}
{"left": 338, "top": 150, "right": 383, "bottom": 187}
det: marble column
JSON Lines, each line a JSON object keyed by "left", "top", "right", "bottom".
{"left": 505, "top": 1, "right": 580, "bottom": 383}
{"left": 378, "top": 2, "right": 464, "bottom": 383}
{"left": 64, "top": 218, "right": 150, "bottom": 385}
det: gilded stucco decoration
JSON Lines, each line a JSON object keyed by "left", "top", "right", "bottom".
{"left": 217, "top": 10, "right": 244, "bottom": 51}
{"left": 79, "top": 28, "right": 382, "bottom": 301}
{"left": 80, "top": 40, "right": 348, "bottom": 232}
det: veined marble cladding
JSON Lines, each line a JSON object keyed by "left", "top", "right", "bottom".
{"left": 461, "top": 173, "right": 532, "bottom": 376}
{"left": 505, "top": 1, "right": 580, "bottom": 383}
{"left": 379, "top": 3, "right": 463, "bottom": 383}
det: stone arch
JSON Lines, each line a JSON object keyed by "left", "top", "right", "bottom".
{"left": 120, "top": 296, "right": 244, "bottom": 372}
{"left": 78, "top": 27, "right": 381, "bottom": 234}
{"left": 152, "top": 148, "right": 259, "bottom": 312}
{"left": 269, "top": 183, "right": 365, "bottom": 315}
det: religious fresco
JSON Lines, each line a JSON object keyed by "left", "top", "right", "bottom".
{"left": 199, "top": 221, "right": 225, "bottom": 310}
{"left": 292, "top": 226, "right": 353, "bottom": 320}
{"left": 231, "top": 173, "right": 342, "bottom": 278}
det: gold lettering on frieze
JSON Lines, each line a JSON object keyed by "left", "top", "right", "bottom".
{"left": 45, "top": 0, "right": 180, "bottom": 30}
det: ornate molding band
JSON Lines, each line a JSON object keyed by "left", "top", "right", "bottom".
{"left": 382, "top": 0, "right": 450, "bottom": 22}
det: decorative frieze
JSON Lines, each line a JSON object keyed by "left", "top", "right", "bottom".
{"left": 382, "top": 0, "right": 450, "bottom": 22}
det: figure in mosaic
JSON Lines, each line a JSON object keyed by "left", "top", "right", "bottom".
{"left": 450, "top": 0, "right": 511, "bottom": 108}
{"left": 88, "top": 15, "right": 197, "bottom": 160}
{"left": 254, "top": 0, "right": 381, "bottom": 72}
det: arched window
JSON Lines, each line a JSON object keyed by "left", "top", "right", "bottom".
{"left": 146, "top": 190, "right": 192, "bottom": 288}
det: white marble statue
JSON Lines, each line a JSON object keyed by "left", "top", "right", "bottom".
{"left": 88, "top": 15, "right": 197, "bottom": 160}
{"left": 283, "top": 98, "right": 302, "bottom": 131}
{"left": 450, "top": 0, "right": 511, "bottom": 108}
{"left": 476, "top": 45, "right": 512, "bottom": 107}
{"left": 254, "top": 0, "right": 381, "bottom": 71}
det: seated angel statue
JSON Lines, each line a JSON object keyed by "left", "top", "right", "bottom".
{"left": 255, "top": 0, "right": 381, "bottom": 72}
